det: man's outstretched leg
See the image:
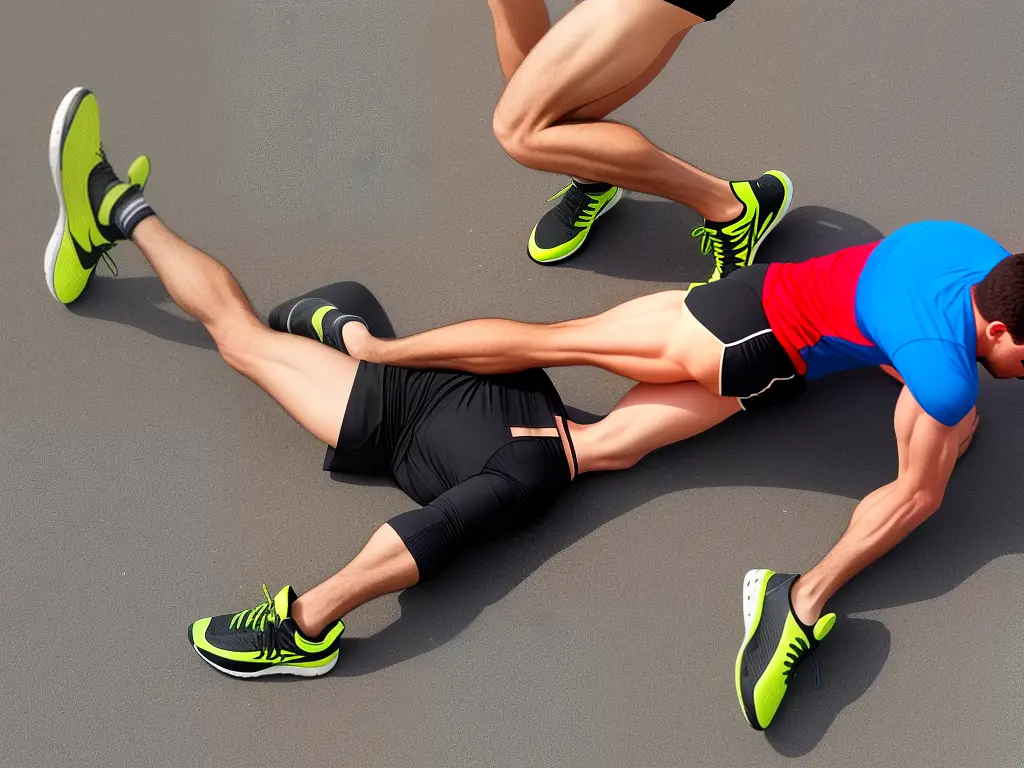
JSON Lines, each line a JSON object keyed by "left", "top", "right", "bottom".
{"left": 47, "top": 87, "right": 359, "bottom": 446}
{"left": 341, "top": 288, "right": 726, "bottom": 387}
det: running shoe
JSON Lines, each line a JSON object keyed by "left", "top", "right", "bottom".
{"left": 528, "top": 179, "right": 623, "bottom": 264}
{"left": 45, "top": 86, "right": 151, "bottom": 304}
{"left": 189, "top": 585, "right": 344, "bottom": 678}
{"left": 689, "top": 170, "right": 793, "bottom": 287}
{"left": 735, "top": 569, "right": 836, "bottom": 730}
{"left": 268, "top": 296, "right": 365, "bottom": 353}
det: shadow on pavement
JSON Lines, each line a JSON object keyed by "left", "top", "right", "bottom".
{"left": 67, "top": 275, "right": 216, "bottom": 350}
{"left": 556, "top": 201, "right": 884, "bottom": 283}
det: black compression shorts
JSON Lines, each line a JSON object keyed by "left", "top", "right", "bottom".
{"left": 663, "top": 0, "right": 735, "bottom": 21}
{"left": 685, "top": 264, "right": 806, "bottom": 410}
{"left": 326, "top": 362, "right": 574, "bottom": 579}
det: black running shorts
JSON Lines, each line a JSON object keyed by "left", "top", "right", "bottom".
{"left": 663, "top": 0, "right": 735, "bottom": 21}
{"left": 685, "top": 265, "right": 806, "bottom": 410}
{"left": 326, "top": 362, "right": 573, "bottom": 579}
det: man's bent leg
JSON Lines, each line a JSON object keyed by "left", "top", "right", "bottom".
{"left": 131, "top": 217, "right": 356, "bottom": 447}
{"left": 571, "top": 380, "right": 742, "bottom": 473}
{"left": 494, "top": 0, "right": 737, "bottom": 221}
{"left": 292, "top": 524, "right": 419, "bottom": 637}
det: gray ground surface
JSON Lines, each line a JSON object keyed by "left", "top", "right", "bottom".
{"left": 2, "top": 0, "right": 1023, "bottom": 765}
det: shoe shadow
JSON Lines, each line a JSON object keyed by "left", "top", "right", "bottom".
{"left": 554, "top": 200, "right": 883, "bottom": 282}
{"left": 66, "top": 275, "right": 216, "bottom": 350}
{"left": 763, "top": 616, "right": 891, "bottom": 757}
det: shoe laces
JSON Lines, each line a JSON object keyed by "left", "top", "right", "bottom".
{"left": 550, "top": 181, "right": 600, "bottom": 230}
{"left": 92, "top": 142, "right": 123, "bottom": 276}
{"left": 692, "top": 213, "right": 754, "bottom": 269}
{"left": 782, "top": 635, "right": 821, "bottom": 690}
{"left": 99, "top": 250, "right": 118, "bottom": 276}
{"left": 229, "top": 584, "right": 283, "bottom": 660}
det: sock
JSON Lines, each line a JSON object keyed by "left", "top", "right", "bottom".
{"left": 317, "top": 308, "right": 366, "bottom": 353}
{"left": 571, "top": 178, "right": 613, "bottom": 192}
{"left": 110, "top": 186, "right": 155, "bottom": 240}
{"left": 705, "top": 181, "right": 750, "bottom": 226}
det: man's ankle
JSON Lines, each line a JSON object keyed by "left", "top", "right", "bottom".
{"left": 289, "top": 595, "right": 322, "bottom": 638}
{"left": 790, "top": 575, "right": 823, "bottom": 627}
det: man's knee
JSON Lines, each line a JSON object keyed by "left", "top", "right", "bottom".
{"left": 212, "top": 318, "right": 267, "bottom": 374}
{"left": 492, "top": 100, "right": 538, "bottom": 167}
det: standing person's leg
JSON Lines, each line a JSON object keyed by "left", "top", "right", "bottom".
{"left": 496, "top": 0, "right": 720, "bottom": 209}
{"left": 488, "top": 0, "right": 552, "bottom": 80}
{"left": 488, "top": 0, "right": 687, "bottom": 126}
{"left": 489, "top": 0, "right": 790, "bottom": 275}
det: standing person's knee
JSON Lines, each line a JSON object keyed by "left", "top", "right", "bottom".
{"left": 492, "top": 100, "right": 539, "bottom": 167}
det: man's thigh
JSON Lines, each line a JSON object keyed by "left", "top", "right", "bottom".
{"left": 497, "top": 0, "right": 702, "bottom": 131}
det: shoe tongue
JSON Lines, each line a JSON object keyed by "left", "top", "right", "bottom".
{"left": 272, "top": 585, "right": 295, "bottom": 620}
{"left": 812, "top": 613, "right": 837, "bottom": 642}
{"left": 88, "top": 162, "right": 122, "bottom": 211}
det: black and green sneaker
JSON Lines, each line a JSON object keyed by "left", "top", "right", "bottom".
{"left": 528, "top": 179, "right": 623, "bottom": 264}
{"left": 268, "top": 296, "right": 366, "bottom": 354}
{"left": 189, "top": 585, "right": 344, "bottom": 678}
{"left": 689, "top": 170, "right": 793, "bottom": 287}
{"left": 45, "top": 87, "right": 152, "bottom": 304}
{"left": 735, "top": 569, "right": 836, "bottom": 730}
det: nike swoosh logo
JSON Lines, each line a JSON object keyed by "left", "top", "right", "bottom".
{"left": 71, "top": 228, "right": 101, "bottom": 270}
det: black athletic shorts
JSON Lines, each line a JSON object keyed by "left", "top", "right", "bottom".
{"left": 664, "top": 0, "right": 735, "bottom": 21}
{"left": 325, "top": 362, "right": 574, "bottom": 579}
{"left": 684, "top": 264, "right": 806, "bottom": 410}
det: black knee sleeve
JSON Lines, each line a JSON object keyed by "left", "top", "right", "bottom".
{"left": 387, "top": 495, "right": 468, "bottom": 582}
{"left": 386, "top": 439, "right": 568, "bottom": 581}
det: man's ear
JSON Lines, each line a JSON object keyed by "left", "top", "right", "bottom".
{"left": 986, "top": 320, "right": 1008, "bottom": 340}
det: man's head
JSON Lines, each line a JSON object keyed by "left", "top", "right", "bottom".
{"left": 974, "top": 253, "right": 1024, "bottom": 378}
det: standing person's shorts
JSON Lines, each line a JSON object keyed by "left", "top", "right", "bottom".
{"left": 684, "top": 264, "right": 807, "bottom": 410}
{"left": 325, "top": 363, "right": 575, "bottom": 580}
{"left": 663, "top": 0, "right": 736, "bottom": 21}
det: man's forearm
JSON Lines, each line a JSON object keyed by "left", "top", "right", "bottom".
{"left": 792, "top": 484, "right": 938, "bottom": 623}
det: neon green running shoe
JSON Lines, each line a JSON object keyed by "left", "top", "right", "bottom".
{"left": 735, "top": 569, "right": 836, "bottom": 730}
{"left": 44, "top": 87, "right": 151, "bottom": 304}
{"left": 189, "top": 585, "right": 344, "bottom": 678}
{"left": 688, "top": 170, "right": 793, "bottom": 288}
{"left": 528, "top": 179, "right": 623, "bottom": 264}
